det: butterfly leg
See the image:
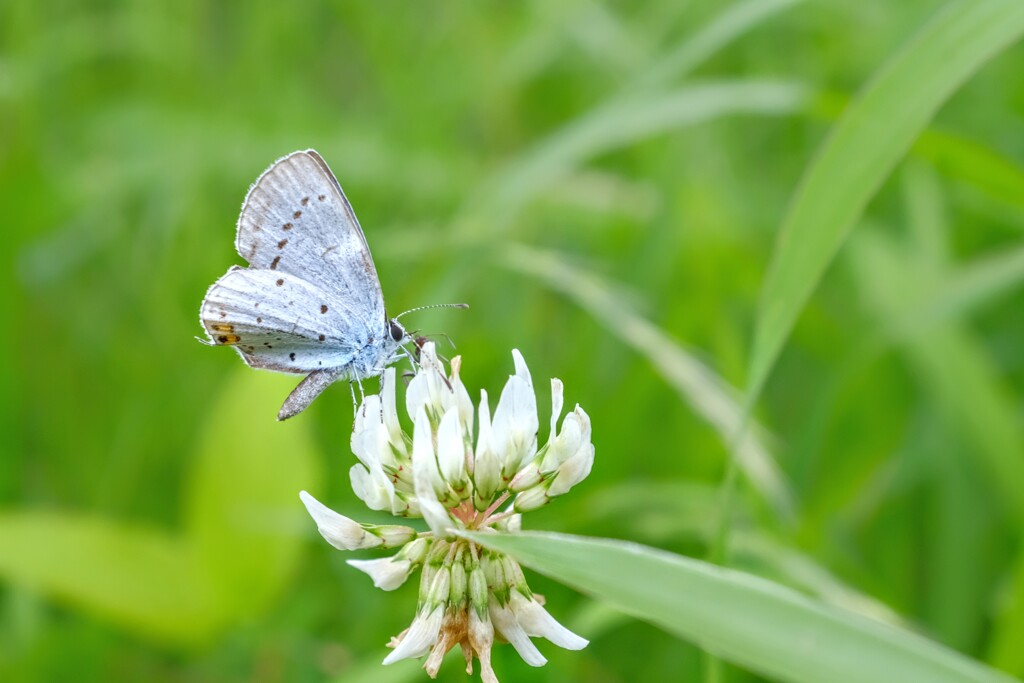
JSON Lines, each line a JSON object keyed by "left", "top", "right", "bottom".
{"left": 349, "top": 381, "right": 359, "bottom": 414}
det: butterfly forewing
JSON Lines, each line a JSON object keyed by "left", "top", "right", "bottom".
{"left": 235, "top": 150, "right": 386, "bottom": 331}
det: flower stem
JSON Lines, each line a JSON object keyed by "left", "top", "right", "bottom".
{"left": 476, "top": 492, "right": 510, "bottom": 526}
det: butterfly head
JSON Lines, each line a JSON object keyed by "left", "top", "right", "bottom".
{"left": 388, "top": 318, "right": 409, "bottom": 344}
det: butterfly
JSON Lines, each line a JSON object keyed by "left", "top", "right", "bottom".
{"left": 199, "top": 149, "right": 463, "bottom": 420}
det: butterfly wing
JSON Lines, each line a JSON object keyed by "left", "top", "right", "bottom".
{"left": 200, "top": 266, "right": 370, "bottom": 373}
{"left": 235, "top": 150, "right": 386, "bottom": 333}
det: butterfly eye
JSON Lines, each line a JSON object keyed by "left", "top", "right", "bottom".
{"left": 389, "top": 320, "right": 405, "bottom": 342}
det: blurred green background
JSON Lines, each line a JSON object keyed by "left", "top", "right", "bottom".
{"left": 3, "top": 0, "right": 1024, "bottom": 681}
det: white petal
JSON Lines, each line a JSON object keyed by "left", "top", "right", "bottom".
{"left": 412, "top": 407, "right": 455, "bottom": 536}
{"left": 510, "top": 591, "right": 588, "bottom": 650}
{"left": 350, "top": 464, "right": 383, "bottom": 510}
{"left": 548, "top": 378, "right": 564, "bottom": 446}
{"left": 540, "top": 410, "right": 582, "bottom": 472}
{"left": 382, "top": 605, "right": 444, "bottom": 664}
{"left": 351, "top": 394, "right": 383, "bottom": 468}
{"left": 379, "top": 368, "right": 406, "bottom": 453}
{"left": 469, "top": 609, "right": 497, "bottom": 683}
{"left": 347, "top": 557, "right": 414, "bottom": 591}
{"left": 437, "top": 406, "right": 466, "bottom": 487}
{"left": 299, "top": 490, "right": 382, "bottom": 550}
{"left": 473, "top": 389, "right": 501, "bottom": 499}
{"left": 449, "top": 356, "right": 475, "bottom": 436}
{"left": 491, "top": 375, "right": 538, "bottom": 475}
{"left": 500, "top": 513, "right": 523, "bottom": 533}
{"left": 489, "top": 597, "right": 546, "bottom": 667}
{"left": 405, "top": 370, "right": 430, "bottom": 424}
{"left": 547, "top": 444, "right": 595, "bottom": 497}
{"left": 511, "top": 349, "right": 533, "bottom": 388}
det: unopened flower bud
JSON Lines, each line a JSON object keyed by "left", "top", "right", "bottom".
{"left": 483, "top": 554, "right": 509, "bottom": 604}
{"left": 508, "top": 463, "right": 543, "bottom": 492}
{"left": 513, "top": 485, "right": 549, "bottom": 513}
{"left": 368, "top": 524, "right": 419, "bottom": 548}
{"left": 398, "top": 537, "right": 430, "bottom": 565}
{"left": 426, "top": 565, "right": 451, "bottom": 607}
{"left": 449, "top": 558, "right": 468, "bottom": 607}
{"left": 502, "top": 556, "right": 529, "bottom": 594}
{"left": 469, "top": 563, "right": 489, "bottom": 614}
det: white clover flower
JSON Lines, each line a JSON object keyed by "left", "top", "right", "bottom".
{"left": 300, "top": 344, "right": 594, "bottom": 682}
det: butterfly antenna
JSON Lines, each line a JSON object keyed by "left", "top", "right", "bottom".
{"left": 395, "top": 302, "right": 468, "bottom": 320}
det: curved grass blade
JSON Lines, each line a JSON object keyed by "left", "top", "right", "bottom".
{"left": 465, "top": 531, "right": 1021, "bottom": 683}
{"left": 503, "top": 244, "right": 794, "bottom": 519}
{"left": 747, "top": 0, "right": 1024, "bottom": 401}
{"left": 637, "top": 0, "right": 803, "bottom": 92}
{"left": 478, "top": 80, "right": 805, "bottom": 224}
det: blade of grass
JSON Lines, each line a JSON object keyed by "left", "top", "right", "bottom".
{"left": 636, "top": 0, "right": 804, "bottom": 91}
{"left": 916, "top": 129, "right": 1024, "bottom": 218}
{"left": 503, "top": 244, "right": 794, "bottom": 520}
{"left": 575, "top": 480, "right": 902, "bottom": 626}
{"left": 470, "top": 80, "right": 806, "bottom": 226}
{"left": 747, "top": 0, "right": 1024, "bottom": 401}
{"left": 464, "top": 531, "right": 1021, "bottom": 683}
{"left": 883, "top": 243, "right": 1024, "bottom": 342}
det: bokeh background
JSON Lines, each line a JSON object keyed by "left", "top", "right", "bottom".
{"left": 3, "top": 1, "right": 1024, "bottom": 681}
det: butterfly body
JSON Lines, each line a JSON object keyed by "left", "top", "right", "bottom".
{"left": 200, "top": 150, "right": 409, "bottom": 420}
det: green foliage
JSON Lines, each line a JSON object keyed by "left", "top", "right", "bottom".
{"left": 748, "top": 0, "right": 1024, "bottom": 401}
{"left": 466, "top": 531, "right": 1018, "bottom": 683}
{"left": 2, "top": 0, "right": 1024, "bottom": 681}
{"left": 0, "top": 372, "right": 319, "bottom": 645}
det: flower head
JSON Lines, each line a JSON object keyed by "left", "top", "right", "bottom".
{"left": 301, "top": 344, "right": 593, "bottom": 681}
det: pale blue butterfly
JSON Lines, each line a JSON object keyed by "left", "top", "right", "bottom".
{"left": 200, "top": 149, "right": 463, "bottom": 420}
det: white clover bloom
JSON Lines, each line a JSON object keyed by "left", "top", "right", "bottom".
{"left": 300, "top": 344, "right": 594, "bottom": 682}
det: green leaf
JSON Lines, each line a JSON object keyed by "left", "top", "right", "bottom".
{"left": 747, "top": 0, "right": 1024, "bottom": 400}
{"left": 0, "top": 514, "right": 218, "bottom": 644}
{"left": 186, "top": 370, "right": 322, "bottom": 618}
{"left": 0, "top": 370, "right": 321, "bottom": 645}
{"left": 464, "top": 531, "right": 1020, "bottom": 683}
